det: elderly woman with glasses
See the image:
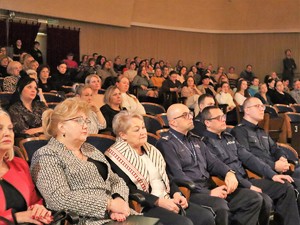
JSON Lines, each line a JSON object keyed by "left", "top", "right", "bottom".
{"left": 105, "top": 111, "right": 215, "bottom": 225}
{"left": 30, "top": 98, "right": 133, "bottom": 224}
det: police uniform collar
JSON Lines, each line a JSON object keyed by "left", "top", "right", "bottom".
{"left": 203, "top": 129, "right": 222, "bottom": 140}
{"left": 169, "top": 128, "right": 191, "bottom": 141}
{"left": 194, "top": 113, "right": 202, "bottom": 122}
{"left": 241, "top": 119, "right": 261, "bottom": 130}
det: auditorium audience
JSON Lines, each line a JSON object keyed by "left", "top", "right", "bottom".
{"left": 177, "top": 66, "right": 187, "bottom": 84}
{"left": 105, "top": 111, "right": 215, "bottom": 225}
{"left": 270, "top": 80, "right": 296, "bottom": 105}
{"left": 181, "top": 76, "right": 202, "bottom": 115}
{"left": 161, "top": 71, "right": 182, "bottom": 109}
{"left": 116, "top": 75, "right": 146, "bottom": 115}
{"left": 97, "top": 60, "right": 117, "bottom": 87}
{"left": 132, "top": 66, "right": 158, "bottom": 98}
{"left": 290, "top": 80, "right": 300, "bottom": 104}
{"left": 85, "top": 74, "right": 104, "bottom": 109}
{"left": 75, "top": 84, "right": 106, "bottom": 134}
{"left": 12, "top": 39, "right": 24, "bottom": 61}
{"left": 215, "top": 82, "right": 235, "bottom": 112}
{"left": 30, "top": 41, "right": 43, "bottom": 65}
{"left": 3, "top": 61, "right": 23, "bottom": 92}
{"left": 234, "top": 79, "right": 250, "bottom": 106}
{"left": 254, "top": 83, "right": 273, "bottom": 105}
{"left": 151, "top": 67, "right": 165, "bottom": 89}
{"left": 8, "top": 77, "right": 47, "bottom": 138}
{"left": 30, "top": 98, "right": 133, "bottom": 224}
{"left": 100, "top": 86, "right": 124, "bottom": 133}
{"left": 37, "top": 65, "right": 55, "bottom": 92}
{"left": 0, "top": 109, "right": 53, "bottom": 225}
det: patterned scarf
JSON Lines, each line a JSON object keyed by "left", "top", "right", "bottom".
{"left": 106, "top": 138, "right": 170, "bottom": 194}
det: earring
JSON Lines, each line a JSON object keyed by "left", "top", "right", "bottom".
{"left": 63, "top": 133, "right": 66, "bottom": 137}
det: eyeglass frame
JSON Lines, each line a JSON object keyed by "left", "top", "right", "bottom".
{"left": 246, "top": 104, "right": 266, "bottom": 110}
{"left": 64, "top": 116, "right": 91, "bottom": 127}
{"left": 173, "top": 111, "right": 194, "bottom": 120}
{"left": 206, "top": 114, "right": 227, "bottom": 122}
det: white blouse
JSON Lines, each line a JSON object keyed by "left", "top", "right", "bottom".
{"left": 140, "top": 154, "right": 167, "bottom": 198}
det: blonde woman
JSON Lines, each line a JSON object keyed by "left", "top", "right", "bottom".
{"left": 116, "top": 75, "right": 146, "bottom": 115}
{"left": 85, "top": 74, "right": 104, "bottom": 109}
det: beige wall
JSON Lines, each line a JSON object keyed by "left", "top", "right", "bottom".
{"left": 1, "top": 0, "right": 300, "bottom": 32}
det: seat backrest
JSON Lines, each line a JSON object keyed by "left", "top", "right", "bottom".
{"left": 156, "top": 128, "right": 169, "bottom": 138}
{"left": 274, "top": 104, "right": 294, "bottom": 113}
{"left": 19, "top": 137, "right": 49, "bottom": 162}
{"left": 143, "top": 114, "right": 164, "bottom": 134}
{"left": 156, "top": 113, "right": 169, "bottom": 128}
{"left": 43, "top": 92, "right": 65, "bottom": 103}
{"left": 285, "top": 112, "right": 300, "bottom": 123}
{"left": 291, "top": 104, "right": 300, "bottom": 113}
{"left": 86, "top": 134, "right": 116, "bottom": 153}
{"left": 0, "top": 92, "right": 13, "bottom": 109}
{"left": 264, "top": 105, "right": 279, "bottom": 118}
{"left": 147, "top": 133, "right": 159, "bottom": 146}
{"left": 141, "top": 102, "right": 166, "bottom": 116}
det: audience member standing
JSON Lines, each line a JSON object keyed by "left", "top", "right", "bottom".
{"left": 30, "top": 41, "right": 43, "bottom": 64}
{"left": 282, "top": 49, "right": 297, "bottom": 88}
{"left": 13, "top": 39, "right": 24, "bottom": 61}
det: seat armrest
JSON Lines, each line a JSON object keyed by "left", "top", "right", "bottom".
{"left": 129, "top": 193, "right": 146, "bottom": 205}
{"left": 173, "top": 179, "right": 196, "bottom": 190}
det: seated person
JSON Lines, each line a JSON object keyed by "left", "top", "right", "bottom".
{"left": 197, "top": 75, "right": 216, "bottom": 97}
{"left": 234, "top": 79, "right": 250, "bottom": 106}
{"left": 161, "top": 71, "right": 182, "bottom": 109}
{"left": 270, "top": 80, "right": 296, "bottom": 105}
{"left": 254, "top": 83, "right": 273, "bottom": 105}
{"left": 0, "top": 109, "right": 52, "bottom": 225}
{"left": 105, "top": 111, "right": 215, "bottom": 225}
{"left": 0, "top": 55, "right": 9, "bottom": 78}
{"left": 132, "top": 66, "right": 158, "bottom": 98}
{"left": 100, "top": 86, "right": 125, "bottom": 133}
{"left": 232, "top": 97, "right": 300, "bottom": 180}
{"left": 290, "top": 80, "right": 300, "bottom": 104}
{"left": 156, "top": 103, "right": 264, "bottom": 225}
{"left": 151, "top": 67, "right": 165, "bottom": 89}
{"left": 248, "top": 77, "right": 260, "bottom": 96}
{"left": 116, "top": 75, "right": 146, "bottom": 115}
{"left": 3, "top": 61, "right": 23, "bottom": 92}
{"left": 181, "top": 76, "right": 202, "bottom": 115}
{"left": 97, "top": 60, "right": 117, "bottom": 88}
{"left": 123, "top": 61, "right": 137, "bottom": 82}
{"left": 50, "top": 61, "right": 73, "bottom": 91}
{"left": 30, "top": 98, "right": 133, "bottom": 224}
{"left": 85, "top": 74, "right": 104, "bottom": 109}
{"left": 75, "top": 84, "right": 106, "bottom": 134}
{"left": 201, "top": 105, "right": 300, "bottom": 225}
{"left": 8, "top": 77, "right": 47, "bottom": 138}
{"left": 37, "top": 65, "right": 55, "bottom": 92}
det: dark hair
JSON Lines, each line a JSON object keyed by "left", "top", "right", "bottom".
{"left": 37, "top": 65, "right": 50, "bottom": 76}
{"left": 169, "top": 70, "right": 178, "bottom": 76}
{"left": 10, "top": 77, "right": 38, "bottom": 105}
{"left": 201, "top": 105, "right": 219, "bottom": 123}
{"left": 251, "top": 76, "right": 259, "bottom": 82}
{"left": 220, "top": 81, "right": 229, "bottom": 88}
{"left": 236, "top": 79, "right": 250, "bottom": 97}
{"left": 285, "top": 49, "right": 291, "bottom": 54}
{"left": 57, "top": 60, "right": 67, "bottom": 67}
{"left": 33, "top": 41, "right": 40, "bottom": 45}
{"left": 101, "top": 60, "right": 110, "bottom": 69}
{"left": 198, "top": 94, "right": 214, "bottom": 106}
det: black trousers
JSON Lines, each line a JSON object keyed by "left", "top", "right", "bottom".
{"left": 189, "top": 188, "right": 262, "bottom": 225}
{"left": 251, "top": 179, "right": 300, "bottom": 225}
{"left": 143, "top": 202, "right": 215, "bottom": 225}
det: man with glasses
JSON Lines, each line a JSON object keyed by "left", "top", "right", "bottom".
{"left": 191, "top": 94, "right": 215, "bottom": 136}
{"left": 202, "top": 105, "right": 300, "bottom": 225}
{"left": 156, "top": 103, "right": 264, "bottom": 225}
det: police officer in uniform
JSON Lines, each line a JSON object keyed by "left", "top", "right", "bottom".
{"left": 191, "top": 94, "right": 215, "bottom": 137}
{"left": 201, "top": 105, "right": 300, "bottom": 225}
{"left": 232, "top": 97, "right": 300, "bottom": 178}
{"left": 156, "top": 103, "right": 263, "bottom": 225}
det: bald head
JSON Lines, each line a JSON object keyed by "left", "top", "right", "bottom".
{"left": 167, "top": 103, "right": 194, "bottom": 134}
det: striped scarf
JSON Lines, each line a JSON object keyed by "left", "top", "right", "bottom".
{"left": 106, "top": 138, "right": 170, "bottom": 194}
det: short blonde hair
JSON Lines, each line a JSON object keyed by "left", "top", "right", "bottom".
{"left": 42, "top": 98, "right": 91, "bottom": 138}
{"left": 0, "top": 109, "right": 14, "bottom": 160}
{"left": 7, "top": 61, "right": 21, "bottom": 75}
{"left": 112, "top": 110, "right": 143, "bottom": 137}
{"left": 85, "top": 74, "right": 102, "bottom": 85}
{"left": 103, "top": 85, "right": 120, "bottom": 105}
{"left": 75, "top": 84, "right": 92, "bottom": 96}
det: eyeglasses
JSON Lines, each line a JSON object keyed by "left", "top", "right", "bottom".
{"left": 64, "top": 116, "right": 91, "bottom": 127}
{"left": 173, "top": 111, "right": 194, "bottom": 120}
{"left": 246, "top": 104, "right": 266, "bottom": 110}
{"left": 207, "top": 114, "right": 227, "bottom": 121}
